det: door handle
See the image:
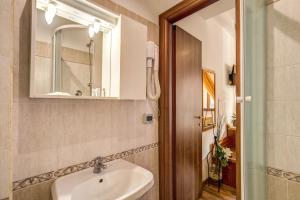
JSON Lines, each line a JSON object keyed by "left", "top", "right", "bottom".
{"left": 236, "top": 96, "right": 252, "bottom": 103}
{"left": 194, "top": 116, "right": 204, "bottom": 127}
{"left": 236, "top": 96, "right": 244, "bottom": 103}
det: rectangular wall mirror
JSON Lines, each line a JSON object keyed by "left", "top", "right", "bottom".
{"left": 30, "top": 0, "right": 147, "bottom": 100}
{"left": 202, "top": 69, "right": 216, "bottom": 131}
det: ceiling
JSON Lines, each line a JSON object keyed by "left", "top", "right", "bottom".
{"left": 111, "top": 0, "right": 181, "bottom": 23}
{"left": 194, "top": 0, "right": 235, "bottom": 19}
{"left": 112, "top": 0, "right": 235, "bottom": 31}
{"left": 142, "top": 0, "right": 182, "bottom": 16}
{"left": 143, "top": 0, "right": 235, "bottom": 17}
{"left": 149, "top": 0, "right": 236, "bottom": 36}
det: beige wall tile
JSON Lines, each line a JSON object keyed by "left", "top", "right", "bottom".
{"left": 0, "top": 103, "right": 10, "bottom": 151}
{"left": 0, "top": 56, "right": 11, "bottom": 104}
{"left": 61, "top": 46, "right": 90, "bottom": 65}
{"left": 268, "top": 65, "right": 300, "bottom": 101}
{"left": 5, "top": 0, "right": 158, "bottom": 197}
{"left": 13, "top": 0, "right": 159, "bottom": 185}
{"left": 0, "top": 149, "right": 10, "bottom": 199}
{"left": 135, "top": 101, "right": 158, "bottom": 146}
{"left": 267, "top": 175, "right": 287, "bottom": 200}
{"left": 286, "top": 136, "right": 300, "bottom": 172}
{"left": 13, "top": 149, "right": 58, "bottom": 181}
{"left": 57, "top": 139, "right": 112, "bottom": 169}
{"left": 13, "top": 69, "right": 30, "bottom": 104}
{"left": 287, "top": 181, "right": 300, "bottom": 200}
{"left": 13, "top": 180, "right": 54, "bottom": 200}
{"left": 59, "top": 101, "right": 112, "bottom": 147}
{"left": 13, "top": 0, "right": 31, "bottom": 68}
{"left": 266, "top": 101, "right": 300, "bottom": 136}
{"left": 267, "top": 0, "right": 300, "bottom": 199}
{"left": 267, "top": 1, "right": 300, "bottom": 68}
{"left": 0, "top": 0, "right": 13, "bottom": 198}
{"left": 266, "top": 68, "right": 274, "bottom": 100}
{"left": 17, "top": 103, "right": 64, "bottom": 153}
{"left": 111, "top": 101, "right": 137, "bottom": 152}
{"left": 267, "top": 134, "right": 287, "bottom": 170}
{"left": 0, "top": 0, "right": 12, "bottom": 58}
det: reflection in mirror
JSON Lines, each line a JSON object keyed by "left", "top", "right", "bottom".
{"left": 202, "top": 69, "right": 216, "bottom": 131}
{"left": 33, "top": 0, "right": 117, "bottom": 97}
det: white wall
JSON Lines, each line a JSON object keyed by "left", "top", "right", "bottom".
{"left": 176, "top": 10, "right": 236, "bottom": 181}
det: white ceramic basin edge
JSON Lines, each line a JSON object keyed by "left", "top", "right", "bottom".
{"left": 51, "top": 159, "right": 154, "bottom": 200}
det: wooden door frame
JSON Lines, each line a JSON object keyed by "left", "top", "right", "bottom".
{"left": 158, "top": 0, "right": 241, "bottom": 199}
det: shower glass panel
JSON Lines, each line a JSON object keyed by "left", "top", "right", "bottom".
{"left": 243, "top": 0, "right": 266, "bottom": 199}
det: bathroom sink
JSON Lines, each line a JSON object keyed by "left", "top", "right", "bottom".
{"left": 51, "top": 159, "right": 154, "bottom": 200}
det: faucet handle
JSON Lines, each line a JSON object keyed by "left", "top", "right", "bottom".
{"left": 94, "top": 156, "right": 106, "bottom": 166}
{"left": 101, "top": 162, "right": 107, "bottom": 169}
{"left": 93, "top": 156, "right": 107, "bottom": 174}
{"left": 94, "top": 156, "right": 103, "bottom": 161}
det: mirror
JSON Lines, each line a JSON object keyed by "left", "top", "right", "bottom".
{"left": 31, "top": 0, "right": 118, "bottom": 98}
{"left": 202, "top": 69, "right": 216, "bottom": 131}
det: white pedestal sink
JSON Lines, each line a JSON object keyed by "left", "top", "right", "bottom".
{"left": 51, "top": 159, "right": 154, "bottom": 200}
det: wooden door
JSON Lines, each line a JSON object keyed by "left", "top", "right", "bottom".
{"left": 173, "top": 26, "right": 203, "bottom": 200}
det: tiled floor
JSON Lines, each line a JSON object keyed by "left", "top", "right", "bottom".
{"left": 200, "top": 184, "right": 236, "bottom": 200}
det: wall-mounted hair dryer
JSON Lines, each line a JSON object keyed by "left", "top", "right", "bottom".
{"left": 146, "top": 41, "right": 161, "bottom": 101}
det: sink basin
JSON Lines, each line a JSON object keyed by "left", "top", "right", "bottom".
{"left": 52, "top": 159, "right": 154, "bottom": 200}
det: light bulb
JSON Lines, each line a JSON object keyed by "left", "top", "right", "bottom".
{"left": 45, "top": 2, "right": 56, "bottom": 24}
{"left": 45, "top": 11, "right": 53, "bottom": 24}
{"left": 47, "top": 3, "right": 56, "bottom": 16}
{"left": 93, "top": 21, "right": 101, "bottom": 33}
{"left": 88, "top": 25, "right": 94, "bottom": 38}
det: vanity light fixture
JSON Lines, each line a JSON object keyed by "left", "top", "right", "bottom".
{"left": 45, "top": 1, "right": 56, "bottom": 24}
{"left": 93, "top": 20, "right": 101, "bottom": 33}
{"left": 99, "top": 20, "right": 111, "bottom": 29}
{"left": 88, "top": 24, "right": 95, "bottom": 38}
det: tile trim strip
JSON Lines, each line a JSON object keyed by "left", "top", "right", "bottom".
{"left": 267, "top": 167, "right": 300, "bottom": 183}
{"left": 13, "top": 142, "right": 159, "bottom": 191}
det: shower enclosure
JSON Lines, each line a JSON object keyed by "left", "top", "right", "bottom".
{"left": 243, "top": 0, "right": 266, "bottom": 199}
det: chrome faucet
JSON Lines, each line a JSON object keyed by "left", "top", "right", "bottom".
{"left": 93, "top": 156, "right": 107, "bottom": 174}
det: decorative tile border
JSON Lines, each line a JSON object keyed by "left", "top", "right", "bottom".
{"left": 13, "top": 142, "right": 159, "bottom": 191}
{"left": 267, "top": 167, "right": 300, "bottom": 183}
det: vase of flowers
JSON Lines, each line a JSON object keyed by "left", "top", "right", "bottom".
{"left": 208, "top": 115, "right": 232, "bottom": 183}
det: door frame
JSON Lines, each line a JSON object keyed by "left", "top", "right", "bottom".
{"left": 158, "top": 0, "right": 241, "bottom": 199}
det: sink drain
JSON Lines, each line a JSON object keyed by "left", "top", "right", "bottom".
{"left": 99, "top": 179, "right": 103, "bottom": 183}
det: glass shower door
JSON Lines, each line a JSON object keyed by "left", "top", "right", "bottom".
{"left": 243, "top": 0, "right": 267, "bottom": 199}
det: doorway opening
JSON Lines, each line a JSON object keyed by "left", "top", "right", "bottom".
{"left": 159, "top": 0, "right": 241, "bottom": 199}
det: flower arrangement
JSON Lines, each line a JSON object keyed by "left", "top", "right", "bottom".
{"left": 214, "top": 143, "right": 232, "bottom": 168}
{"left": 208, "top": 115, "right": 232, "bottom": 180}
{"left": 213, "top": 115, "right": 232, "bottom": 168}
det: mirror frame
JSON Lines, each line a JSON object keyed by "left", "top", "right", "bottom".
{"left": 29, "top": 0, "right": 119, "bottom": 100}
{"left": 202, "top": 68, "right": 216, "bottom": 132}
